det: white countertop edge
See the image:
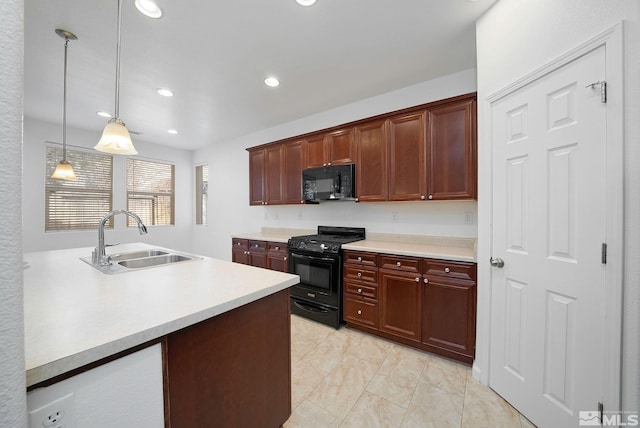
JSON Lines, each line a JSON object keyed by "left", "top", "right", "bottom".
{"left": 342, "top": 241, "right": 476, "bottom": 262}
{"left": 26, "top": 277, "right": 297, "bottom": 387}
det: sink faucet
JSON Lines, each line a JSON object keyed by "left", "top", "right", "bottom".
{"left": 92, "top": 209, "right": 148, "bottom": 266}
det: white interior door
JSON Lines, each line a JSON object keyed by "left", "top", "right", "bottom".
{"left": 489, "top": 46, "right": 607, "bottom": 428}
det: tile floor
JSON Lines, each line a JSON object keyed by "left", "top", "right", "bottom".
{"left": 285, "top": 314, "right": 536, "bottom": 428}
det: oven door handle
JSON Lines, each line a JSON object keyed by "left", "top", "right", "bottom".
{"left": 290, "top": 252, "right": 335, "bottom": 264}
{"left": 293, "top": 301, "right": 330, "bottom": 313}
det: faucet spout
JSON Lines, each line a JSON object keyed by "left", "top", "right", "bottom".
{"left": 94, "top": 209, "right": 148, "bottom": 266}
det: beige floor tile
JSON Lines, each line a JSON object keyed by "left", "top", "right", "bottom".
{"left": 284, "top": 399, "right": 341, "bottom": 428}
{"left": 302, "top": 329, "right": 354, "bottom": 374}
{"left": 306, "top": 355, "right": 381, "bottom": 419}
{"left": 420, "top": 355, "right": 469, "bottom": 396}
{"left": 366, "top": 346, "right": 429, "bottom": 408}
{"left": 344, "top": 331, "right": 395, "bottom": 366}
{"left": 291, "top": 357, "right": 329, "bottom": 408}
{"left": 461, "top": 377, "right": 522, "bottom": 428}
{"left": 341, "top": 391, "right": 406, "bottom": 428}
{"left": 402, "top": 380, "right": 464, "bottom": 428}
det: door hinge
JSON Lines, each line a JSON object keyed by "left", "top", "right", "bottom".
{"left": 598, "top": 401, "right": 604, "bottom": 424}
{"left": 601, "top": 243, "right": 607, "bottom": 264}
{"left": 586, "top": 80, "right": 607, "bottom": 103}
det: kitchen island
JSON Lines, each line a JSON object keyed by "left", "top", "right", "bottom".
{"left": 24, "top": 243, "right": 299, "bottom": 427}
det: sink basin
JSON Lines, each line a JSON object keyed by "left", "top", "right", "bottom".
{"left": 118, "top": 254, "right": 191, "bottom": 269}
{"left": 80, "top": 248, "right": 201, "bottom": 274}
{"left": 108, "top": 249, "right": 169, "bottom": 261}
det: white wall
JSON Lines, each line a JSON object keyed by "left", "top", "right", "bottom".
{"left": 476, "top": 0, "right": 640, "bottom": 413}
{"left": 0, "top": 0, "right": 26, "bottom": 426}
{"left": 193, "top": 69, "right": 478, "bottom": 260}
{"left": 23, "top": 117, "right": 195, "bottom": 253}
{"left": 27, "top": 344, "right": 164, "bottom": 428}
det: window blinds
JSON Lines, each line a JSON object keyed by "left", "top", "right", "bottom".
{"left": 126, "top": 158, "right": 175, "bottom": 226}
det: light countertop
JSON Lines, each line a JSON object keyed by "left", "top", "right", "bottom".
{"left": 231, "top": 227, "right": 314, "bottom": 244}
{"left": 23, "top": 243, "right": 299, "bottom": 387}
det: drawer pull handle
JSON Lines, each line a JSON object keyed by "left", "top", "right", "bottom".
{"left": 444, "top": 267, "right": 450, "bottom": 273}
{"left": 357, "top": 310, "right": 362, "bottom": 315}
{"left": 357, "top": 256, "right": 362, "bottom": 262}
{"left": 357, "top": 272, "right": 362, "bottom": 278}
{"left": 424, "top": 278, "right": 429, "bottom": 284}
{"left": 415, "top": 277, "right": 420, "bottom": 282}
{"left": 357, "top": 288, "right": 362, "bottom": 293}
{"left": 396, "top": 261, "right": 401, "bottom": 267}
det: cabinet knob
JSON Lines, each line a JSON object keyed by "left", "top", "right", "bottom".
{"left": 255, "top": 244, "right": 259, "bottom": 248}
{"left": 357, "top": 288, "right": 362, "bottom": 294}
{"left": 301, "top": 200, "right": 304, "bottom": 204}
{"left": 275, "top": 246, "right": 279, "bottom": 250}
{"left": 420, "top": 195, "right": 425, "bottom": 200}
{"left": 328, "top": 162, "right": 332, "bottom": 166}
{"left": 265, "top": 201, "right": 268, "bottom": 205}
{"left": 444, "top": 267, "right": 450, "bottom": 273}
{"left": 247, "top": 251, "right": 251, "bottom": 255}
{"left": 357, "top": 310, "right": 362, "bottom": 315}
{"left": 415, "top": 277, "right": 420, "bottom": 282}
{"left": 357, "top": 256, "right": 362, "bottom": 262}
{"left": 357, "top": 272, "right": 362, "bottom": 278}
{"left": 284, "top": 257, "right": 287, "bottom": 261}
{"left": 396, "top": 261, "right": 401, "bottom": 267}
{"left": 424, "top": 278, "right": 429, "bottom": 284}
{"left": 323, "top": 163, "right": 327, "bottom": 166}
{"left": 428, "top": 195, "right": 433, "bottom": 200}
{"left": 355, "top": 198, "right": 359, "bottom": 202}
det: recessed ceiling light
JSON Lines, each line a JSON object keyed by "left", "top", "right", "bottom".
{"left": 156, "top": 88, "right": 174, "bottom": 97}
{"left": 97, "top": 111, "right": 113, "bottom": 118}
{"left": 264, "top": 76, "right": 280, "bottom": 87}
{"left": 168, "top": 129, "right": 178, "bottom": 134}
{"left": 135, "top": 0, "right": 162, "bottom": 18}
{"left": 296, "top": 0, "right": 317, "bottom": 6}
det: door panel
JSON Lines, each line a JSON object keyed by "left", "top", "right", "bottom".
{"left": 490, "top": 46, "right": 607, "bottom": 427}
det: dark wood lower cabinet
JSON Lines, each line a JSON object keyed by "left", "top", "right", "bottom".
{"left": 164, "top": 289, "right": 291, "bottom": 428}
{"left": 343, "top": 250, "right": 476, "bottom": 365}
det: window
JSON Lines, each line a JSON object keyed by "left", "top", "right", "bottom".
{"left": 45, "top": 146, "right": 113, "bottom": 231}
{"left": 195, "top": 164, "right": 208, "bottom": 225}
{"left": 126, "top": 158, "right": 175, "bottom": 226}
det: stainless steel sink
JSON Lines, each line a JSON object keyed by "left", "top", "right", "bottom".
{"left": 80, "top": 248, "right": 201, "bottom": 274}
{"left": 117, "top": 254, "right": 192, "bottom": 269}
{"left": 108, "top": 249, "right": 169, "bottom": 261}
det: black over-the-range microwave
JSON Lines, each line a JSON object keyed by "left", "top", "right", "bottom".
{"left": 302, "top": 164, "right": 356, "bottom": 203}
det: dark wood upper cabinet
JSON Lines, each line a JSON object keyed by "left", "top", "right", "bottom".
{"left": 355, "top": 119, "right": 387, "bottom": 202}
{"left": 388, "top": 111, "right": 427, "bottom": 201}
{"left": 265, "top": 145, "right": 284, "bottom": 205}
{"left": 427, "top": 98, "right": 477, "bottom": 200}
{"left": 283, "top": 140, "right": 304, "bottom": 204}
{"left": 248, "top": 148, "right": 265, "bottom": 206}
{"left": 304, "top": 128, "right": 355, "bottom": 169}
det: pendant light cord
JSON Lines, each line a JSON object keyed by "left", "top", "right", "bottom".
{"left": 62, "top": 38, "right": 69, "bottom": 161}
{"left": 114, "top": 0, "right": 123, "bottom": 120}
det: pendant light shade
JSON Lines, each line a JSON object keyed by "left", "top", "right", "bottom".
{"left": 51, "top": 29, "right": 78, "bottom": 180}
{"left": 95, "top": 0, "right": 138, "bottom": 155}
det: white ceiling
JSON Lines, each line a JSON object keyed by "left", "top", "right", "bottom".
{"left": 24, "top": 0, "right": 496, "bottom": 151}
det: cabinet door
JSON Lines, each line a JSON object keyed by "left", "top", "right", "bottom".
{"left": 379, "top": 268, "right": 422, "bottom": 342}
{"left": 422, "top": 276, "right": 476, "bottom": 360}
{"left": 355, "top": 119, "right": 387, "bottom": 202}
{"left": 304, "top": 134, "right": 327, "bottom": 169}
{"left": 326, "top": 128, "right": 355, "bottom": 165}
{"left": 283, "top": 140, "right": 304, "bottom": 204}
{"left": 388, "top": 111, "right": 426, "bottom": 201}
{"left": 427, "top": 98, "right": 477, "bottom": 200}
{"left": 265, "top": 145, "right": 284, "bottom": 205}
{"left": 232, "top": 249, "right": 249, "bottom": 265}
{"left": 267, "top": 242, "right": 289, "bottom": 272}
{"left": 248, "top": 149, "right": 265, "bottom": 205}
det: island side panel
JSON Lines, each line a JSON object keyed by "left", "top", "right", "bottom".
{"left": 164, "top": 288, "right": 291, "bottom": 428}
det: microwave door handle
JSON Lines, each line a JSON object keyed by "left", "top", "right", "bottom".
{"left": 336, "top": 171, "right": 341, "bottom": 193}
{"left": 291, "top": 253, "right": 335, "bottom": 264}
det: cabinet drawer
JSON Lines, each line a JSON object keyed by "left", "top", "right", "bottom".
{"left": 380, "top": 255, "right": 420, "bottom": 273}
{"left": 232, "top": 238, "right": 248, "bottom": 250}
{"left": 423, "top": 259, "right": 476, "bottom": 281}
{"left": 345, "top": 281, "right": 378, "bottom": 300}
{"left": 344, "top": 251, "right": 378, "bottom": 267}
{"left": 248, "top": 240, "right": 267, "bottom": 253}
{"left": 267, "top": 242, "right": 287, "bottom": 255}
{"left": 344, "top": 295, "right": 378, "bottom": 328}
{"left": 344, "top": 266, "right": 378, "bottom": 284}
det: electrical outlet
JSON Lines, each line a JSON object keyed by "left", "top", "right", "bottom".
{"left": 392, "top": 212, "right": 399, "bottom": 222}
{"left": 29, "top": 393, "right": 76, "bottom": 428}
{"left": 464, "top": 211, "right": 474, "bottom": 225}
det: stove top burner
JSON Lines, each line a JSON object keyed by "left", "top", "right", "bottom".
{"left": 288, "top": 226, "right": 365, "bottom": 254}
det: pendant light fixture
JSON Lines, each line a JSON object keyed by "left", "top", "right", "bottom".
{"left": 95, "top": 0, "right": 138, "bottom": 155}
{"left": 51, "top": 29, "right": 78, "bottom": 180}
